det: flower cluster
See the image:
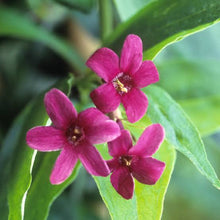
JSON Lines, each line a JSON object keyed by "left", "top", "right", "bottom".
{"left": 86, "top": 34, "right": 159, "bottom": 123}
{"left": 27, "top": 89, "right": 120, "bottom": 184}
{"left": 107, "top": 125, "right": 165, "bottom": 199}
{"left": 26, "top": 34, "right": 165, "bottom": 199}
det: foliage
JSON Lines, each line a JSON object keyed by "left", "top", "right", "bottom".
{"left": 0, "top": 0, "right": 220, "bottom": 219}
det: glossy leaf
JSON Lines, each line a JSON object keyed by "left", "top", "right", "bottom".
{"left": 0, "top": 76, "right": 73, "bottom": 220}
{"left": 94, "top": 126, "right": 176, "bottom": 219}
{"left": 144, "top": 85, "right": 220, "bottom": 189}
{"left": 107, "top": 0, "right": 220, "bottom": 59}
{"left": 0, "top": 106, "right": 30, "bottom": 220}
{"left": 24, "top": 153, "right": 81, "bottom": 220}
{"left": 179, "top": 95, "right": 220, "bottom": 136}
{"left": 113, "top": 0, "right": 152, "bottom": 21}
{"left": 155, "top": 22, "right": 220, "bottom": 61}
{"left": 135, "top": 141, "right": 176, "bottom": 220}
{"left": 0, "top": 7, "right": 85, "bottom": 73}
{"left": 94, "top": 174, "right": 138, "bottom": 220}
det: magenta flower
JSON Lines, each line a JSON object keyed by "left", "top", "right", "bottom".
{"left": 107, "top": 124, "right": 165, "bottom": 199}
{"left": 86, "top": 34, "right": 159, "bottom": 123}
{"left": 26, "top": 88, "right": 120, "bottom": 184}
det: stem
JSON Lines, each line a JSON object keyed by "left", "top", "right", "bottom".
{"left": 99, "top": 0, "right": 113, "bottom": 41}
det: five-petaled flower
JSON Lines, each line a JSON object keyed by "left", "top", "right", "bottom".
{"left": 26, "top": 88, "right": 120, "bottom": 184}
{"left": 86, "top": 34, "right": 159, "bottom": 123}
{"left": 107, "top": 124, "right": 165, "bottom": 199}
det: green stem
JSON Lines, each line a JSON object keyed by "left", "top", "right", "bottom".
{"left": 99, "top": 0, "right": 113, "bottom": 41}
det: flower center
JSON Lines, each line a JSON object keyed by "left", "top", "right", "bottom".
{"left": 66, "top": 126, "right": 84, "bottom": 145}
{"left": 119, "top": 156, "right": 132, "bottom": 167}
{"left": 115, "top": 79, "right": 128, "bottom": 93}
{"left": 112, "top": 73, "right": 133, "bottom": 95}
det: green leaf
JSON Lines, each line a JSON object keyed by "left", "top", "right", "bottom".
{"left": 154, "top": 59, "right": 220, "bottom": 136}
{"left": 122, "top": 108, "right": 152, "bottom": 140}
{"left": 155, "top": 22, "right": 220, "bottom": 61}
{"left": 0, "top": 107, "right": 30, "bottom": 220}
{"left": 94, "top": 125, "right": 176, "bottom": 219}
{"left": 54, "top": 0, "right": 95, "bottom": 13}
{"left": 113, "top": 0, "right": 152, "bottom": 21}
{"left": 107, "top": 0, "right": 220, "bottom": 59}
{"left": 156, "top": 59, "right": 220, "bottom": 100}
{"left": 179, "top": 95, "right": 220, "bottom": 136}
{"left": 144, "top": 85, "right": 220, "bottom": 189}
{"left": 0, "top": 6, "right": 85, "bottom": 73}
{"left": 0, "top": 76, "right": 73, "bottom": 220}
{"left": 24, "top": 153, "right": 81, "bottom": 220}
{"left": 135, "top": 141, "right": 176, "bottom": 220}
{"left": 94, "top": 174, "right": 138, "bottom": 220}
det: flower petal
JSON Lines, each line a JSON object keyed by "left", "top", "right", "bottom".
{"left": 129, "top": 124, "right": 165, "bottom": 157}
{"left": 121, "top": 88, "right": 148, "bottom": 123}
{"left": 131, "top": 157, "right": 165, "bottom": 185}
{"left": 44, "top": 88, "right": 77, "bottom": 129}
{"left": 108, "top": 130, "right": 132, "bottom": 157}
{"left": 77, "top": 142, "right": 110, "bottom": 176}
{"left": 132, "top": 61, "right": 159, "bottom": 88}
{"left": 107, "top": 158, "right": 120, "bottom": 172}
{"left": 50, "top": 145, "right": 78, "bottom": 184}
{"left": 85, "top": 121, "right": 121, "bottom": 145}
{"left": 78, "top": 107, "right": 120, "bottom": 144}
{"left": 86, "top": 47, "right": 120, "bottom": 82}
{"left": 26, "top": 126, "right": 65, "bottom": 151}
{"left": 90, "top": 83, "right": 121, "bottom": 113}
{"left": 78, "top": 107, "right": 109, "bottom": 125}
{"left": 120, "top": 34, "right": 143, "bottom": 74}
{"left": 110, "top": 167, "right": 134, "bottom": 199}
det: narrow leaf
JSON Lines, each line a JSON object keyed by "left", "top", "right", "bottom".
{"left": 24, "top": 153, "right": 81, "bottom": 220}
{"left": 0, "top": 107, "right": 30, "bottom": 220}
{"left": 94, "top": 174, "right": 138, "bottom": 220}
{"left": 113, "top": 0, "right": 152, "bottom": 21}
{"left": 144, "top": 85, "right": 220, "bottom": 189}
{"left": 107, "top": 0, "right": 220, "bottom": 59}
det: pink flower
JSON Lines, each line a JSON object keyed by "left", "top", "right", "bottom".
{"left": 107, "top": 124, "right": 165, "bottom": 199}
{"left": 26, "top": 89, "right": 120, "bottom": 184}
{"left": 86, "top": 34, "right": 159, "bottom": 123}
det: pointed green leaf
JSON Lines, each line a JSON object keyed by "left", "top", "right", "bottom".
{"left": 24, "top": 152, "right": 81, "bottom": 220}
{"left": 94, "top": 174, "right": 138, "bottom": 220}
{"left": 144, "top": 85, "right": 220, "bottom": 189}
{"left": 0, "top": 107, "right": 30, "bottom": 220}
{"left": 0, "top": 7, "right": 85, "bottom": 73}
{"left": 113, "top": 0, "right": 152, "bottom": 21}
{"left": 107, "top": 0, "right": 220, "bottom": 59}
